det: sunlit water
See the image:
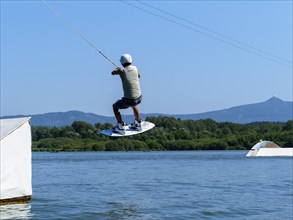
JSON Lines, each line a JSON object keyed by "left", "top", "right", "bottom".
{"left": 1, "top": 151, "right": 292, "bottom": 219}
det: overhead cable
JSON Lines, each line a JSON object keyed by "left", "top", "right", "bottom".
{"left": 120, "top": 0, "right": 291, "bottom": 68}
{"left": 137, "top": 0, "right": 292, "bottom": 65}
{"left": 41, "top": 0, "right": 118, "bottom": 68}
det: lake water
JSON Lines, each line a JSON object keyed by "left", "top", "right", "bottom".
{"left": 1, "top": 151, "right": 292, "bottom": 219}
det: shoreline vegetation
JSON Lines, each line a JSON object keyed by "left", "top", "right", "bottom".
{"left": 32, "top": 116, "right": 293, "bottom": 152}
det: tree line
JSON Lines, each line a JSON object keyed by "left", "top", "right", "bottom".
{"left": 32, "top": 116, "right": 293, "bottom": 152}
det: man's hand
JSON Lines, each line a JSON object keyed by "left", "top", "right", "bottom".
{"left": 112, "top": 67, "right": 122, "bottom": 75}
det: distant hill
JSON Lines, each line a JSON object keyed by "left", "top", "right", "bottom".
{"left": 1, "top": 97, "right": 292, "bottom": 126}
{"left": 173, "top": 96, "right": 293, "bottom": 124}
{"left": 1, "top": 111, "right": 115, "bottom": 127}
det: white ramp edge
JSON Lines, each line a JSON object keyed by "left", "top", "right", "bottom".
{"left": 246, "top": 141, "right": 293, "bottom": 157}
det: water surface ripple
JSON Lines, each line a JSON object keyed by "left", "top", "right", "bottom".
{"left": 1, "top": 151, "right": 292, "bottom": 219}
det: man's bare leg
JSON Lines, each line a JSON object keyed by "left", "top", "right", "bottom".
{"left": 113, "top": 106, "right": 123, "bottom": 123}
{"left": 132, "top": 105, "right": 141, "bottom": 122}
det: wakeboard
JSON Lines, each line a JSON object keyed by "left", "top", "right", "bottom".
{"left": 99, "top": 121, "right": 155, "bottom": 137}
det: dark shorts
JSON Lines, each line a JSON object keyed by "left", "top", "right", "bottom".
{"left": 113, "top": 95, "right": 142, "bottom": 109}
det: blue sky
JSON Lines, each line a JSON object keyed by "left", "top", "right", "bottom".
{"left": 1, "top": 0, "right": 292, "bottom": 117}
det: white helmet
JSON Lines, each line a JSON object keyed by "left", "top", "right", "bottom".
{"left": 120, "top": 54, "right": 132, "bottom": 65}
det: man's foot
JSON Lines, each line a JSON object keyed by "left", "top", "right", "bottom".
{"left": 131, "top": 120, "right": 142, "bottom": 131}
{"left": 112, "top": 122, "right": 126, "bottom": 135}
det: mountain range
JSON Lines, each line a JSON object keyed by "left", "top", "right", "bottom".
{"left": 1, "top": 96, "right": 292, "bottom": 126}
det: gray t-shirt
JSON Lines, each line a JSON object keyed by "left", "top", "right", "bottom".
{"left": 121, "top": 65, "right": 142, "bottom": 99}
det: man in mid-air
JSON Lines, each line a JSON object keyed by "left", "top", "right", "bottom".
{"left": 111, "top": 54, "right": 142, "bottom": 135}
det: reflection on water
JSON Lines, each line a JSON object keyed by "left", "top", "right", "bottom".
{"left": 0, "top": 203, "right": 32, "bottom": 219}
